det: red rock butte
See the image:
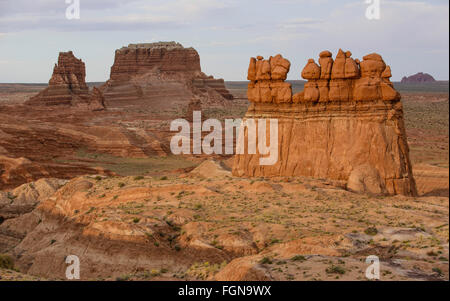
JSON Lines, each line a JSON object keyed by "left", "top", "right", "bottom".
{"left": 25, "top": 51, "right": 105, "bottom": 110}
{"left": 233, "top": 50, "right": 417, "bottom": 196}
{"left": 99, "top": 41, "right": 232, "bottom": 109}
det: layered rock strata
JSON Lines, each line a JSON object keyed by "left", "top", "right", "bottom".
{"left": 25, "top": 51, "right": 105, "bottom": 110}
{"left": 233, "top": 50, "right": 417, "bottom": 196}
{"left": 101, "top": 42, "right": 232, "bottom": 108}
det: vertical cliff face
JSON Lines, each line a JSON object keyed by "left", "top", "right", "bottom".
{"left": 101, "top": 42, "right": 233, "bottom": 108}
{"left": 233, "top": 50, "right": 417, "bottom": 196}
{"left": 109, "top": 42, "right": 201, "bottom": 81}
{"left": 25, "top": 51, "right": 105, "bottom": 110}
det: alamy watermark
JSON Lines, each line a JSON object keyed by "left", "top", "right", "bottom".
{"left": 170, "top": 111, "right": 279, "bottom": 165}
{"left": 365, "top": 255, "right": 380, "bottom": 280}
{"left": 65, "top": 255, "right": 80, "bottom": 280}
{"left": 65, "top": 0, "right": 80, "bottom": 20}
{"left": 365, "top": 0, "right": 381, "bottom": 20}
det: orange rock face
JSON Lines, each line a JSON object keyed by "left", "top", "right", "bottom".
{"left": 25, "top": 51, "right": 105, "bottom": 110}
{"left": 233, "top": 51, "right": 417, "bottom": 196}
{"left": 247, "top": 54, "right": 292, "bottom": 104}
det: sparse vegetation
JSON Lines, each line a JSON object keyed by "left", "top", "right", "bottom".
{"left": 364, "top": 227, "right": 378, "bottom": 236}
{"left": 326, "top": 265, "right": 346, "bottom": 275}
{"left": 291, "top": 255, "right": 307, "bottom": 262}
{"left": 0, "top": 254, "right": 14, "bottom": 270}
{"left": 260, "top": 257, "right": 273, "bottom": 265}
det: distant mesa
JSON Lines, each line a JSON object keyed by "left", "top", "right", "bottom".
{"left": 401, "top": 72, "right": 436, "bottom": 84}
{"left": 25, "top": 42, "right": 233, "bottom": 111}
{"left": 99, "top": 41, "right": 233, "bottom": 109}
{"left": 234, "top": 50, "right": 417, "bottom": 196}
{"left": 25, "top": 51, "right": 105, "bottom": 111}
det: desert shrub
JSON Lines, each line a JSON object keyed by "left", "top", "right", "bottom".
{"left": 0, "top": 254, "right": 14, "bottom": 269}
{"left": 259, "top": 257, "right": 273, "bottom": 265}
{"left": 364, "top": 227, "right": 378, "bottom": 236}
{"left": 427, "top": 250, "right": 438, "bottom": 257}
{"left": 291, "top": 255, "right": 306, "bottom": 262}
{"left": 150, "top": 269, "right": 161, "bottom": 277}
{"left": 270, "top": 238, "right": 281, "bottom": 245}
{"left": 326, "top": 265, "right": 346, "bottom": 275}
{"left": 432, "top": 267, "right": 442, "bottom": 276}
{"left": 116, "top": 274, "right": 131, "bottom": 281}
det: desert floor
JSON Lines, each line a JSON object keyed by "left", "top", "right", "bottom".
{"left": 0, "top": 82, "right": 448, "bottom": 281}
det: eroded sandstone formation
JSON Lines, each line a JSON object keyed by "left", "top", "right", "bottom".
{"left": 100, "top": 42, "right": 232, "bottom": 108}
{"left": 25, "top": 51, "right": 105, "bottom": 110}
{"left": 233, "top": 50, "right": 417, "bottom": 196}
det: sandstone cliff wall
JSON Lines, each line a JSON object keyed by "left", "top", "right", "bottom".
{"left": 101, "top": 42, "right": 233, "bottom": 108}
{"left": 233, "top": 50, "right": 417, "bottom": 196}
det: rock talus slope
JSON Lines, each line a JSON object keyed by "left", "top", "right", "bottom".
{"left": 233, "top": 50, "right": 417, "bottom": 196}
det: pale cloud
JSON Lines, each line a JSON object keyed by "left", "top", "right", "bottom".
{"left": 0, "top": 0, "right": 235, "bottom": 32}
{"left": 277, "top": 18, "right": 324, "bottom": 29}
{"left": 315, "top": 1, "right": 449, "bottom": 49}
{"left": 249, "top": 32, "right": 312, "bottom": 43}
{"left": 0, "top": 0, "right": 447, "bottom": 81}
{"left": 154, "top": 0, "right": 233, "bottom": 15}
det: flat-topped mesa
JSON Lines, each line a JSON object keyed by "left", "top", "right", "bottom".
{"left": 102, "top": 41, "right": 232, "bottom": 107}
{"left": 25, "top": 51, "right": 105, "bottom": 110}
{"left": 234, "top": 50, "right": 417, "bottom": 196}
{"left": 110, "top": 42, "right": 201, "bottom": 81}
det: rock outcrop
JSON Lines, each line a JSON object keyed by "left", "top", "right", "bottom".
{"left": 25, "top": 51, "right": 105, "bottom": 110}
{"left": 100, "top": 42, "right": 232, "bottom": 108}
{"left": 0, "top": 178, "right": 67, "bottom": 253}
{"left": 233, "top": 50, "right": 417, "bottom": 196}
{"left": 401, "top": 72, "right": 436, "bottom": 83}
{"left": 0, "top": 155, "right": 111, "bottom": 190}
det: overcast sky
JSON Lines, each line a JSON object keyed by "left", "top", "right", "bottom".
{"left": 0, "top": 0, "right": 448, "bottom": 82}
